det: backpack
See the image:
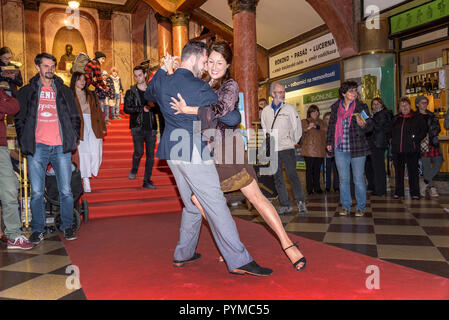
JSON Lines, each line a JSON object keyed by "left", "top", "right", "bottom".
{"left": 71, "top": 52, "right": 90, "bottom": 74}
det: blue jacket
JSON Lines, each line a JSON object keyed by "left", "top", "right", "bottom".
{"left": 145, "top": 68, "right": 219, "bottom": 161}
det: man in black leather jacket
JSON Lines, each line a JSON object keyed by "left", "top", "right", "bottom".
{"left": 124, "top": 65, "right": 158, "bottom": 189}
{"left": 15, "top": 53, "right": 80, "bottom": 243}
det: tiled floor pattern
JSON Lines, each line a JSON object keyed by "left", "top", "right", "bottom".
{"left": 1, "top": 191, "right": 448, "bottom": 299}
{"left": 231, "top": 192, "right": 449, "bottom": 279}
{"left": 0, "top": 233, "right": 86, "bottom": 300}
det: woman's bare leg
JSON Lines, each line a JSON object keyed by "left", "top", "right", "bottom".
{"left": 240, "top": 180, "right": 305, "bottom": 269}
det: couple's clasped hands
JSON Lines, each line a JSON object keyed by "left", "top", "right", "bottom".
{"left": 161, "top": 52, "right": 180, "bottom": 74}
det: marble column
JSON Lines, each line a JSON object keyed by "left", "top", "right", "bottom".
{"left": 155, "top": 13, "right": 172, "bottom": 61}
{"left": 228, "top": 0, "right": 259, "bottom": 129}
{"left": 98, "top": 9, "right": 113, "bottom": 72}
{"left": 170, "top": 13, "right": 190, "bottom": 59}
{"left": 23, "top": 0, "right": 40, "bottom": 83}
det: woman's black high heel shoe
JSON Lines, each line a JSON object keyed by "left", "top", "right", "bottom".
{"left": 283, "top": 243, "right": 306, "bottom": 271}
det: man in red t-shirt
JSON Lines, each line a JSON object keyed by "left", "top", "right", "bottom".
{"left": 15, "top": 53, "right": 80, "bottom": 243}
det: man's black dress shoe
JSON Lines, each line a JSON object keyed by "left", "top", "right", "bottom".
{"left": 143, "top": 182, "right": 156, "bottom": 189}
{"left": 230, "top": 261, "right": 273, "bottom": 276}
{"left": 173, "top": 253, "right": 201, "bottom": 267}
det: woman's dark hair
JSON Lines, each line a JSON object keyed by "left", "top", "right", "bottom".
{"left": 339, "top": 80, "right": 358, "bottom": 98}
{"left": 0, "top": 47, "right": 12, "bottom": 57}
{"left": 306, "top": 104, "right": 320, "bottom": 118}
{"left": 206, "top": 41, "right": 232, "bottom": 90}
{"left": 371, "top": 97, "right": 386, "bottom": 110}
{"left": 323, "top": 111, "right": 331, "bottom": 119}
{"left": 70, "top": 71, "right": 88, "bottom": 95}
{"left": 34, "top": 53, "right": 57, "bottom": 66}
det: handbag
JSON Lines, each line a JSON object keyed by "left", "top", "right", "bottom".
{"left": 420, "top": 134, "right": 429, "bottom": 153}
{"left": 265, "top": 107, "right": 282, "bottom": 157}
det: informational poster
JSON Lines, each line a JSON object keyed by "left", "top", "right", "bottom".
{"left": 277, "top": 63, "right": 341, "bottom": 118}
{"left": 269, "top": 33, "right": 340, "bottom": 78}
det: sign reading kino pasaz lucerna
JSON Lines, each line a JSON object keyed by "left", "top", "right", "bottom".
{"left": 269, "top": 33, "right": 340, "bottom": 78}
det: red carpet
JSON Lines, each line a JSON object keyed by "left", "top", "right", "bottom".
{"left": 82, "top": 117, "right": 182, "bottom": 219}
{"left": 63, "top": 213, "right": 449, "bottom": 300}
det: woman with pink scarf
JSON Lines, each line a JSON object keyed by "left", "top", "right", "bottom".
{"left": 326, "top": 81, "right": 373, "bottom": 217}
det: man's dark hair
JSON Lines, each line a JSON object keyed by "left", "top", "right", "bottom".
{"left": 35, "top": 53, "right": 57, "bottom": 66}
{"left": 133, "top": 65, "right": 147, "bottom": 74}
{"left": 181, "top": 41, "right": 207, "bottom": 62}
{"left": 0, "top": 47, "right": 12, "bottom": 56}
{"left": 339, "top": 80, "right": 358, "bottom": 97}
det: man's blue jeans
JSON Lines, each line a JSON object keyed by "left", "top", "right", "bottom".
{"left": 27, "top": 143, "right": 74, "bottom": 233}
{"left": 334, "top": 149, "right": 366, "bottom": 212}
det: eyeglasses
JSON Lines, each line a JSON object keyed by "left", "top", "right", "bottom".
{"left": 273, "top": 91, "right": 285, "bottom": 94}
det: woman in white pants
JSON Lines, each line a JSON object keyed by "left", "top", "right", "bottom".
{"left": 70, "top": 72, "right": 106, "bottom": 192}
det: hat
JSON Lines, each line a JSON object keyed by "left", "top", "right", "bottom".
{"left": 95, "top": 51, "right": 106, "bottom": 60}
{"left": 415, "top": 95, "right": 429, "bottom": 106}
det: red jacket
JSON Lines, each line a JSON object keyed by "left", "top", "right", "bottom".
{"left": 0, "top": 88, "right": 20, "bottom": 146}
{"left": 84, "top": 59, "right": 107, "bottom": 90}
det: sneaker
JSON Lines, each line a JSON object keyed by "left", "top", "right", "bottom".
{"left": 83, "top": 177, "right": 91, "bottom": 193}
{"left": 29, "top": 231, "right": 45, "bottom": 244}
{"left": 64, "top": 227, "right": 77, "bottom": 241}
{"left": 419, "top": 180, "right": 428, "bottom": 197}
{"left": 278, "top": 206, "right": 293, "bottom": 214}
{"left": 7, "top": 235, "right": 35, "bottom": 250}
{"left": 105, "top": 120, "right": 111, "bottom": 125}
{"left": 338, "top": 208, "right": 349, "bottom": 216}
{"left": 128, "top": 170, "right": 137, "bottom": 180}
{"left": 355, "top": 209, "right": 364, "bottom": 217}
{"left": 296, "top": 201, "right": 307, "bottom": 214}
{"left": 142, "top": 182, "right": 156, "bottom": 189}
{"left": 430, "top": 187, "right": 439, "bottom": 197}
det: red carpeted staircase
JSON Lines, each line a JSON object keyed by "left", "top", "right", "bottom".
{"left": 81, "top": 116, "right": 183, "bottom": 219}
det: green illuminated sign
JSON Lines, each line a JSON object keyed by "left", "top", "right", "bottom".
{"left": 390, "top": 0, "right": 449, "bottom": 35}
{"left": 303, "top": 88, "right": 339, "bottom": 104}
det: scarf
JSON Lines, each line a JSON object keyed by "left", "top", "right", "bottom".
{"left": 400, "top": 111, "right": 414, "bottom": 118}
{"left": 334, "top": 99, "right": 356, "bottom": 148}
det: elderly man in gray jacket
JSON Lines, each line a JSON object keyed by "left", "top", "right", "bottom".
{"left": 261, "top": 82, "right": 307, "bottom": 214}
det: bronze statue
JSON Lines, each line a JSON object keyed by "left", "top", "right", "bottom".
{"left": 58, "top": 44, "right": 76, "bottom": 70}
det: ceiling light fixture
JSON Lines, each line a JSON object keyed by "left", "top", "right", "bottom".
{"left": 68, "top": 1, "right": 80, "bottom": 9}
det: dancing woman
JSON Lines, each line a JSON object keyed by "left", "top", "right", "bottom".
{"left": 167, "top": 42, "right": 306, "bottom": 271}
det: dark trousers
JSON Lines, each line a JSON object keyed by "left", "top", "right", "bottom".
{"left": 131, "top": 128, "right": 156, "bottom": 183}
{"left": 273, "top": 148, "right": 305, "bottom": 206}
{"left": 324, "top": 156, "right": 339, "bottom": 190}
{"left": 392, "top": 152, "right": 420, "bottom": 197}
{"left": 366, "top": 148, "right": 387, "bottom": 195}
{"left": 304, "top": 156, "right": 323, "bottom": 193}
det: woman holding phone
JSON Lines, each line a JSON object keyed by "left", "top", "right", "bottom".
{"left": 326, "top": 81, "right": 373, "bottom": 217}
